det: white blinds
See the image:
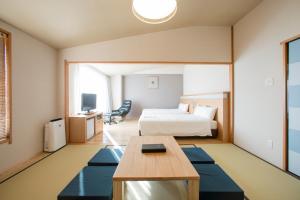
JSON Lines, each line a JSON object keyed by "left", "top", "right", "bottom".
{"left": 0, "top": 32, "right": 11, "bottom": 141}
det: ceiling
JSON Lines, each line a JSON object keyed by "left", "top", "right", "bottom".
{"left": 84, "top": 63, "right": 229, "bottom": 76}
{"left": 0, "top": 0, "right": 262, "bottom": 49}
{"left": 85, "top": 63, "right": 185, "bottom": 76}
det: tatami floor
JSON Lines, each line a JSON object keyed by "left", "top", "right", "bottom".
{"left": 0, "top": 120, "right": 300, "bottom": 200}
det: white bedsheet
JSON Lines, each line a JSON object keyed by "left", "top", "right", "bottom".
{"left": 138, "top": 114, "right": 212, "bottom": 137}
{"left": 142, "top": 109, "right": 188, "bottom": 115}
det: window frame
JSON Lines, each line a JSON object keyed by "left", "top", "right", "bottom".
{"left": 0, "top": 27, "right": 12, "bottom": 144}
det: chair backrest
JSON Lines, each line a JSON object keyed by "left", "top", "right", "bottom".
{"left": 119, "top": 100, "right": 132, "bottom": 116}
{"left": 122, "top": 100, "right": 131, "bottom": 105}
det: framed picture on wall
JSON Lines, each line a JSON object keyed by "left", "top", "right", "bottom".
{"left": 148, "top": 76, "right": 159, "bottom": 89}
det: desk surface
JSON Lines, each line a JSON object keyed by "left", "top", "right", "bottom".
{"left": 113, "top": 136, "right": 199, "bottom": 181}
{"left": 69, "top": 112, "right": 102, "bottom": 118}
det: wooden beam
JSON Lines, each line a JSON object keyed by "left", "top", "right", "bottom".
{"left": 282, "top": 42, "right": 288, "bottom": 171}
{"left": 64, "top": 60, "right": 70, "bottom": 143}
{"left": 229, "top": 26, "right": 235, "bottom": 143}
{"left": 66, "top": 61, "right": 232, "bottom": 65}
{"left": 281, "top": 34, "right": 300, "bottom": 171}
{"left": 280, "top": 34, "right": 300, "bottom": 44}
{"left": 64, "top": 54, "right": 233, "bottom": 144}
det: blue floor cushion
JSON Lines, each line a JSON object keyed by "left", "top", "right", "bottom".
{"left": 182, "top": 147, "right": 215, "bottom": 164}
{"left": 193, "top": 164, "right": 244, "bottom": 200}
{"left": 58, "top": 166, "right": 116, "bottom": 200}
{"left": 88, "top": 148, "right": 123, "bottom": 166}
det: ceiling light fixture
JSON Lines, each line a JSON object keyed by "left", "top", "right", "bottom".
{"left": 132, "top": 0, "right": 177, "bottom": 24}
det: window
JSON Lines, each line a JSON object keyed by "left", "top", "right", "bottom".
{"left": 69, "top": 64, "right": 112, "bottom": 115}
{"left": 0, "top": 28, "right": 12, "bottom": 144}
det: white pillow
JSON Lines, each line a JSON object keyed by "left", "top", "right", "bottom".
{"left": 193, "top": 105, "right": 217, "bottom": 120}
{"left": 178, "top": 103, "right": 189, "bottom": 112}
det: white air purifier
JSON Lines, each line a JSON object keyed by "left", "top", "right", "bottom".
{"left": 44, "top": 118, "right": 66, "bottom": 152}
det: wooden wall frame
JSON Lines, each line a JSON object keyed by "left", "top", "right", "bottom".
{"left": 64, "top": 60, "right": 234, "bottom": 143}
{"left": 64, "top": 60, "right": 69, "bottom": 142}
{"left": 230, "top": 26, "right": 234, "bottom": 143}
{"left": 64, "top": 58, "right": 235, "bottom": 143}
{"left": 281, "top": 34, "right": 300, "bottom": 171}
{"left": 180, "top": 92, "right": 230, "bottom": 142}
{"left": 282, "top": 42, "right": 288, "bottom": 171}
{"left": 66, "top": 61, "right": 232, "bottom": 65}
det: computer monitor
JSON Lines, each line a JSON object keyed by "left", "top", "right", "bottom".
{"left": 81, "top": 93, "right": 96, "bottom": 113}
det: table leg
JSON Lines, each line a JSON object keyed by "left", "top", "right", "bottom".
{"left": 187, "top": 179, "right": 199, "bottom": 200}
{"left": 113, "top": 180, "right": 123, "bottom": 200}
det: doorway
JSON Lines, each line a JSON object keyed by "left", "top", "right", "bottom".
{"left": 64, "top": 61, "right": 234, "bottom": 145}
{"left": 283, "top": 36, "right": 300, "bottom": 176}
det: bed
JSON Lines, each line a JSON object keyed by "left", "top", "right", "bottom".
{"left": 138, "top": 113, "right": 218, "bottom": 137}
{"left": 138, "top": 92, "right": 229, "bottom": 142}
{"left": 141, "top": 108, "right": 188, "bottom": 115}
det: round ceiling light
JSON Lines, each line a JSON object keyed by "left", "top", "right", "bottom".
{"left": 132, "top": 0, "right": 177, "bottom": 24}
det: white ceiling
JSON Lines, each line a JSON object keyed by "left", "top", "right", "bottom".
{"left": 83, "top": 63, "right": 229, "bottom": 76}
{"left": 0, "top": 0, "right": 262, "bottom": 49}
{"left": 85, "top": 63, "right": 185, "bottom": 76}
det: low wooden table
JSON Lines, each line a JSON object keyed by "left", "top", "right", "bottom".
{"left": 113, "top": 136, "right": 200, "bottom": 200}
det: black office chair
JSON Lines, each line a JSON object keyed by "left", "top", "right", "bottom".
{"left": 104, "top": 100, "right": 132, "bottom": 125}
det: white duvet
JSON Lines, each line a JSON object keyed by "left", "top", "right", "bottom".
{"left": 141, "top": 109, "right": 188, "bottom": 115}
{"left": 138, "top": 114, "right": 212, "bottom": 137}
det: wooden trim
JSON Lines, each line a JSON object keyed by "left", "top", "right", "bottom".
{"left": 229, "top": 26, "right": 234, "bottom": 143}
{"left": 64, "top": 60, "right": 70, "bottom": 143}
{"left": 0, "top": 28, "right": 10, "bottom": 35}
{"left": 280, "top": 34, "right": 300, "bottom": 45}
{"left": 282, "top": 42, "right": 288, "bottom": 171}
{"left": 0, "top": 152, "right": 49, "bottom": 183}
{"left": 64, "top": 60, "right": 233, "bottom": 142}
{"left": 281, "top": 34, "right": 300, "bottom": 171}
{"left": 180, "top": 92, "right": 230, "bottom": 143}
{"left": 66, "top": 61, "right": 232, "bottom": 65}
{"left": 229, "top": 64, "right": 234, "bottom": 142}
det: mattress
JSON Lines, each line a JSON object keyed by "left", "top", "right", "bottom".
{"left": 139, "top": 114, "right": 215, "bottom": 137}
{"left": 142, "top": 109, "right": 188, "bottom": 115}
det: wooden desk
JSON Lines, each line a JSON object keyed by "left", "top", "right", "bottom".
{"left": 113, "top": 136, "right": 200, "bottom": 200}
{"left": 69, "top": 112, "right": 103, "bottom": 143}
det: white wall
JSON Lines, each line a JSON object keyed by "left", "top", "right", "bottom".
{"left": 58, "top": 26, "right": 231, "bottom": 114}
{"left": 0, "top": 21, "right": 58, "bottom": 173}
{"left": 110, "top": 75, "right": 123, "bottom": 110}
{"left": 183, "top": 65, "right": 230, "bottom": 95}
{"left": 234, "top": 0, "right": 300, "bottom": 168}
{"left": 123, "top": 75, "right": 183, "bottom": 118}
{"left": 134, "top": 65, "right": 184, "bottom": 75}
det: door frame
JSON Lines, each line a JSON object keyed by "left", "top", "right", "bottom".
{"left": 64, "top": 26, "right": 235, "bottom": 144}
{"left": 281, "top": 34, "right": 300, "bottom": 171}
{"left": 64, "top": 60, "right": 234, "bottom": 143}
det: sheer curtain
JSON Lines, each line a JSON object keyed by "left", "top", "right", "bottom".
{"left": 69, "top": 64, "right": 112, "bottom": 115}
{"left": 69, "top": 64, "right": 81, "bottom": 115}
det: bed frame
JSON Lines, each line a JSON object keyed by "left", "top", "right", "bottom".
{"left": 180, "top": 92, "right": 230, "bottom": 142}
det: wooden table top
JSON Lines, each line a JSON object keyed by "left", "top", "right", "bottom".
{"left": 113, "top": 136, "right": 200, "bottom": 181}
